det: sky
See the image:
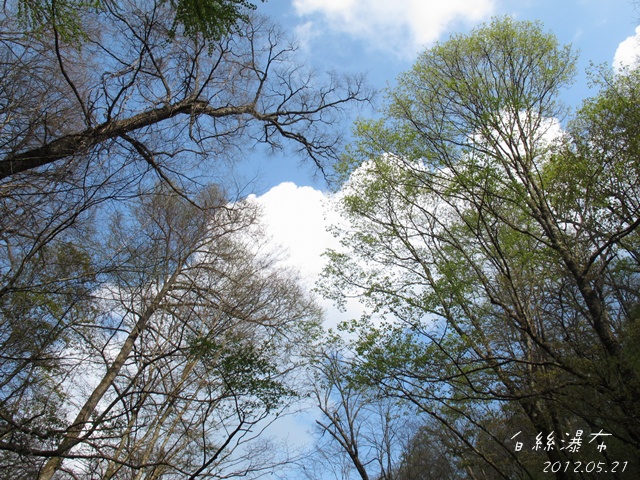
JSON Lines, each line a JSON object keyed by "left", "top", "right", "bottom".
{"left": 236, "top": 0, "right": 640, "bottom": 474}
{"left": 240, "top": 0, "right": 640, "bottom": 192}
{"left": 244, "top": 0, "right": 640, "bottom": 316}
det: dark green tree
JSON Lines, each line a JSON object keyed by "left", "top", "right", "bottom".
{"left": 10, "top": 0, "right": 264, "bottom": 43}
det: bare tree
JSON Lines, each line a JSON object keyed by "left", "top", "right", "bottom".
{"left": 305, "top": 337, "right": 409, "bottom": 480}
{"left": 0, "top": 0, "right": 369, "bottom": 183}
{"left": 1, "top": 184, "right": 322, "bottom": 479}
{"left": 1, "top": 3, "right": 366, "bottom": 477}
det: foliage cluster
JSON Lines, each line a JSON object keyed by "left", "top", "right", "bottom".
{"left": 9, "top": 0, "right": 264, "bottom": 42}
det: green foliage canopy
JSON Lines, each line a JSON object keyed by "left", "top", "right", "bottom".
{"left": 323, "top": 17, "right": 640, "bottom": 479}
{"left": 11, "top": 0, "right": 264, "bottom": 42}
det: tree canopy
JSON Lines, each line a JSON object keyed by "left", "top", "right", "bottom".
{"left": 0, "top": 0, "right": 367, "bottom": 185}
{"left": 10, "top": 0, "right": 264, "bottom": 43}
{"left": 321, "top": 17, "right": 640, "bottom": 479}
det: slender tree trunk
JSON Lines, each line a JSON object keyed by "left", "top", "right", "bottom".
{"left": 37, "top": 271, "right": 180, "bottom": 480}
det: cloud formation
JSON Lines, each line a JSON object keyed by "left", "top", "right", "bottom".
{"left": 292, "top": 0, "right": 495, "bottom": 58}
{"left": 614, "top": 25, "right": 640, "bottom": 71}
{"left": 250, "top": 182, "right": 366, "bottom": 329}
{"left": 249, "top": 182, "right": 334, "bottom": 283}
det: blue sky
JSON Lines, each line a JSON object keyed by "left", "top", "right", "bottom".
{"left": 239, "top": 0, "right": 640, "bottom": 192}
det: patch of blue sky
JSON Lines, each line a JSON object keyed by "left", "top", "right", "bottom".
{"left": 234, "top": 0, "right": 639, "bottom": 193}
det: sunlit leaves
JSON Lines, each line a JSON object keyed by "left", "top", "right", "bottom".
{"left": 169, "top": 0, "right": 264, "bottom": 42}
{"left": 12, "top": 0, "right": 263, "bottom": 43}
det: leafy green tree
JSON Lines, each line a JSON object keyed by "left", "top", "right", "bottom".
{"left": 9, "top": 0, "right": 264, "bottom": 43}
{"left": 322, "top": 17, "right": 640, "bottom": 479}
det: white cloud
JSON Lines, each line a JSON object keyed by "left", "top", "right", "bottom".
{"left": 292, "top": 0, "right": 495, "bottom": 58}
{"left": 293, "top": 20, "right": 317, "bottom": 51}
{"left": 249, "top": 182, "right": 366, "bottom": 329}
{"left": 249, "top": 182, "right": 335, "bottom": 282}
{"left": 614, "top": 25, "right": 640, "bottom": 71}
